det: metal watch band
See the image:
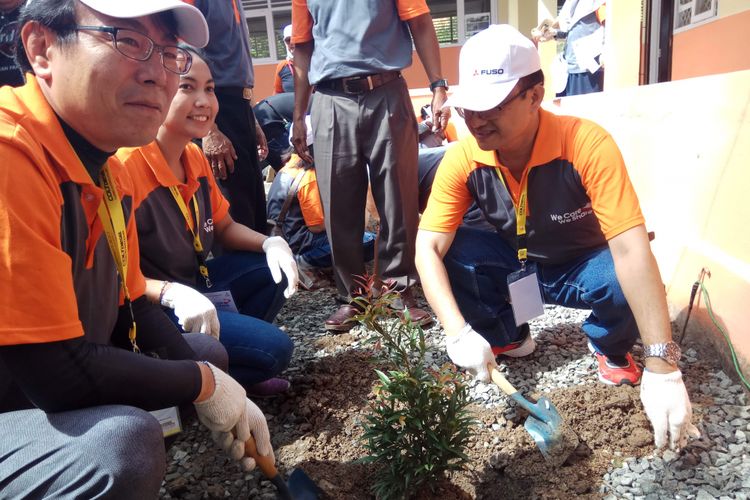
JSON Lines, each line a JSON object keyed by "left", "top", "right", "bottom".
{"left": 643, "top": 341, "right": 682, "bottom": 366}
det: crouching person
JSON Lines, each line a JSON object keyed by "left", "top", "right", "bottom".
{"left": 416, "top": 25, "right": 699, "bottom": 451}
{"left": 0, "top": 1, "right": 273, "bottom": 497}
{"left": 267, "top": 118, "right": 376, "bottom": 288}
{"left": 117, "top": 45, "right": 297, "bottom": 398}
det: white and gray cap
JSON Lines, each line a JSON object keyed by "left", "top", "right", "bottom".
{"left": 78, "top": 0, "right": 209, "bottom": 48}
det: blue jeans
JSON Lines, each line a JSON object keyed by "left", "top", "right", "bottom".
{"left": 444, "top": 227, "right": 638, "bottom": 356}
{"left": 168, "top": 252, "right": 294, "bottom": 388}
{"left": 300, "top": 231, "right": 376, "bottom": 269}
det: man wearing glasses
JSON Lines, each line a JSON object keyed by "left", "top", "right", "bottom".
{"left": 0, "top": 0, "right": 274, "bottom": 496}
{"left": 416, "top": 25, "right": 698, "bottom": 452}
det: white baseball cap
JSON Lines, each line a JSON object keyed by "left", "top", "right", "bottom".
{"left": 445, "top": 24, "right": 541, "bottom": 112}
{"left": 79, "top": 0, "right": 209, "bottom": 48}
{"left": 283, "top": 24, "right": 292, "bottom": 40}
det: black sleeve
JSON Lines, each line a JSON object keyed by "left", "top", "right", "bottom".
{"left": 0, "top": 298, "right": 202, "bottom": 413}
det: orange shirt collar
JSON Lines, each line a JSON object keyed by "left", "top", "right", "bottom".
{"left": 467, "top": 108, "right": 563, "bottom": 170}
{"left": 138, "top": 140, "right": 201, "bottom": 195}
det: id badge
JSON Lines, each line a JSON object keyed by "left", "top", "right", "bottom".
{"left": 150, "top": 406, "right": 182, "bottom": 437}
{"left": 204, "top": 290, "right": 239, "bottom": 313}
{"left": 507, "top": 263, "right": 545, "bottom": 326}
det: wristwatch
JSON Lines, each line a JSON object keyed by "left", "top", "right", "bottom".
{"left": 643, "top": 341, "right": 682, "bottom": 366}
{"left": 429, "top": 78, "right": 448, "bottom": 92}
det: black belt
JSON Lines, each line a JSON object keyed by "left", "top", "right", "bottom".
{"left": 315, "top": 71, "right": 401, "bottom": 95}
{"left": 215, "top": 86, "right": 253, "bottom": 101}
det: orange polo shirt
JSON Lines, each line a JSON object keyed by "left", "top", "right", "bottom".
{"left": 0, "top": 77, "right": 146, "bottom": 345}
{"left": 421, "top": 109, "right": 645, "bottom": 264}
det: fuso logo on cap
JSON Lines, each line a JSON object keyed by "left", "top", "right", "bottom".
{"left": 473, "top": 68, "right": 505, "bottom": 77}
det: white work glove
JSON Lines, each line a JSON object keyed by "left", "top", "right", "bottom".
{"left": 262, "top": 236, "right": 298, "bottom": 298}
{"left": 445, "top": 323, "right": 497, "bottom": 383}
{"left": 196, "top": 364, "right": 274, "bottom": 470}
{"left": 160, "top": 282, "right": 220, "bottom": 339}
{"left": 640, "top": 369, "right": 701, "bottom": 450}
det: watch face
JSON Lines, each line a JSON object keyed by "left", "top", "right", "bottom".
{"left": 665, "top": 342, "right": 682, "bottom": 364}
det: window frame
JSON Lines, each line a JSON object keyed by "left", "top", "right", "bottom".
{"left": 242, "top": 0, "right": 291, "bottom": 64}
{"left": 429, "top": 0, "right": 498, "bottom": 48}
{"left": 244, "top": 0, "right": 498, "bottom": 65}
{"left": 673, "top": 0, "right": 719, "bottom": 34}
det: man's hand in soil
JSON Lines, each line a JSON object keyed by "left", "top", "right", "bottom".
{"left": 203, "top": 125, "right": 237, "bottom": 180}
{"left": 640, "top": 369, "right": 700, "bottom": 450}
{"left": 445, "top": 323, "right": 497, "bottom": 383}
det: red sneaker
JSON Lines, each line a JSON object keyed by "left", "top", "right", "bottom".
{"left": 591, "top": 350, "right": 642, "bottom": 386}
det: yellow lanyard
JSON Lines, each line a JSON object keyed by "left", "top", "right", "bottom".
{"left": 97, "top": 166, "right": 139, "bottom": 353}
{"left": 494, "top": 167, "right": 529, "bottom": 266}
{"left": 168, "top": 186, "right": 212, "bottom": 288}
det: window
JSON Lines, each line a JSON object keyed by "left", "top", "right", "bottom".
{"left": 428, "top": 0, "right": 494, "bottom": 45}
{"left": 244, "top": 1, "right": 495, "bottom": 62}
{"left": 241, "top": 0, "right": 291, "bottom": 63}
{"left": 674, "top": 0, "right": 718, "bottom": 32}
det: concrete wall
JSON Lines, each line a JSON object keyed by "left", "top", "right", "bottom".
{"left": 550, "top": 70, "right": 750, "bottom": 379}
{"left": 672, "top": 5, "right": 750, "bottom": 81}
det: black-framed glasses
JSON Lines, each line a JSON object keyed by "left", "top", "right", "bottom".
{"left": 455, "top": 84, "right": 537, "bottom": 120}
{"left": 73, "top": 25, "right": 192, "bottom": 75}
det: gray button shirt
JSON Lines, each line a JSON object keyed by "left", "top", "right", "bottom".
{"left": 191, "top": 0, "right": 254, "bottom": 88}
{"left": 305, "top": 0, "right": 415, "bottom": 84}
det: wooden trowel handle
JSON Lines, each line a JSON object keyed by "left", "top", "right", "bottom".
{"left": 245, "top": 434, "right": 278, "bottom": 480}
{"left": 489, "top": 364, "right": 519, "bottom": 397}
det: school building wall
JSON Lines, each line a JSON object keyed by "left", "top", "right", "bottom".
{"left": 671, "top": 2, "right": 750, "bottom": 81}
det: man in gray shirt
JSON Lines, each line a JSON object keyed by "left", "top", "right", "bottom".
{"left": 190, "top": 0, "right": 270, "bottom": 233}
{"left": 291, "top": 0, "right": 449, "bottom": 331}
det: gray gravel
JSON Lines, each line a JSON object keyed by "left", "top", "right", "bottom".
{"left": 162, "top": 288, "right": 750, "bottom": 499}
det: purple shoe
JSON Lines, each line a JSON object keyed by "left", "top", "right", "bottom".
{"left": 246, "top": 377, "right": 291, "bottom": 398}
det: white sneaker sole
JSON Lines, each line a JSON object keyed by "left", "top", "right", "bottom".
{"left": 502, "top": 335, "right": 537, "bottom": 358}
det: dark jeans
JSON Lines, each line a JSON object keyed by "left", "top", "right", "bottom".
{"left": 167, "top": 252, "right": 294, "bottom": 388}
{"left": 444, "top": 226, "right": 638, "bottom": 356}
{"left": 300, "top": 231, "right": 376, "bottom": 269}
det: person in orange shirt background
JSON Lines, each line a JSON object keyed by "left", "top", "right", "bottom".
{"left": 273, "top": 24, "right": 295, "bottom": 94}
{"left": 267, "top": 117, "right": 376, "bottom": 290}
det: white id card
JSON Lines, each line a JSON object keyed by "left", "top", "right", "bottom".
{"left": 150, "top": 406, "right": 182, "bottom": 437}
{"left": 204, "top": 290, "right": 239, "bottom": 313}
{"left": 507, "top": 264, "right": 545, "bottom": 326}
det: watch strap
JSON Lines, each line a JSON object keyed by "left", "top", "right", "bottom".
{"left": 429, "top": 78, "right": 448, "bottom": 92}
{"left": 644, "top": 341, "right": 681, "bottom": 365}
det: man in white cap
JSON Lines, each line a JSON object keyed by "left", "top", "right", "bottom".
{"left": 416, "top": 24, "right": 699, "bottom": 451}
{"left": 0, "top": 1, "right": 273, "bottom": 496}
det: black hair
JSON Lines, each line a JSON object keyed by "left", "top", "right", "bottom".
{"left": 518, "top": 69, "right": 545, "bottom": 93}
{"left": 176, "top": 42, "right": 213, "bottom": 70}
{"left": 15, "top": 0, "right": 77, "bottom": 75}
{"left": 15, "top": 0, "right": 179, "bottom": 77}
